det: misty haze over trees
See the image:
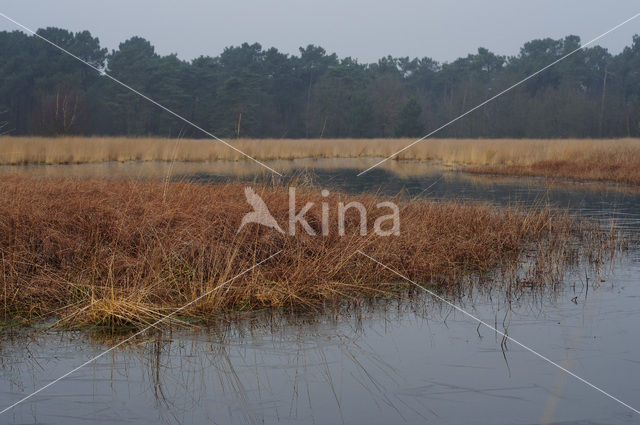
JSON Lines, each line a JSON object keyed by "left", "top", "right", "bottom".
{"left": 1, "top": 27, "right": 639, "bottom": 139}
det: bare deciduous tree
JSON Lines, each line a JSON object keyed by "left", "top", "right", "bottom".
{"left": 0, "top": 110, "right": 9, "bottom": 135}
{"left": 30, "top": 84, "right": 86, "bottom": 135}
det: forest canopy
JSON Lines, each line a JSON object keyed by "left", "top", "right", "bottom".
{"left": 1, "top": 27, "right": 639, "bottom": 139}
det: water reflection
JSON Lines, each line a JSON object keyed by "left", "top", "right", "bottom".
{"left": 2, "top": 259, "right": 639, "bottom": 425}
{"left": 1, "top": 159, "right": 639, "bottom": 424}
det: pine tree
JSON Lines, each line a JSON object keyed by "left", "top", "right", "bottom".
{"left": 395, "top": 98, "right": 424, "bottom": 137}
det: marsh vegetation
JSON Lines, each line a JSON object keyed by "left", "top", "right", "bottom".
{"left": 2, "top": 136, "right": 639, "bottom": 184}
{"left": 0, "top": 176, "right": 622, "bottom": 330}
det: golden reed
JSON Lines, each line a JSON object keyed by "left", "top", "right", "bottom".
{"left": 1, "top": 137, "right": 639, "bottom": 184}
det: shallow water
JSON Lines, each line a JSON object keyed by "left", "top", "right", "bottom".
{"left": 1, "top": 159, "right": 639, "bottom": 425}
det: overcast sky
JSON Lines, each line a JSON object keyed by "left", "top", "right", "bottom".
{"left": 1, "top": 1, "right": 639, "bottom": 63}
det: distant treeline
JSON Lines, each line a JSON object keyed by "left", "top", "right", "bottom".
{"left": 1, "top": 27, "right": 639, "bottom": 139}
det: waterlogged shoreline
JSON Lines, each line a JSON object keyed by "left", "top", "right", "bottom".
{"left": 0, "top": 176, "right": 622, "bottom": 330}
{"left": 1, "top": 137, "right": 640, "bottom": 185}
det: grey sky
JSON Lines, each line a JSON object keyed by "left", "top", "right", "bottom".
{"left": 1, "top": 1, "right": 639, "bottom": 63}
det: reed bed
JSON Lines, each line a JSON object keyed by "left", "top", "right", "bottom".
{"left": 0, "top": 177, "right": 618, "bottom": 329}
{"left": 466, "top": 154, "right": 640, "bottom": 185}
{"left": 0, "top": 136, "right": 639, "bottom": 165}
{"left": 1, "top": 136, "right": 639, "bottom": 184}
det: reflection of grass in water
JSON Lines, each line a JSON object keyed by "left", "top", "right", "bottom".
{"left": 0, "top": 304, "right": 418, "bottom": 423}
{"left": 1, "top": 136, "right": 639, "bottom": 184}
{"left": 0, "top": 176, "right": 625, "bottom": 330}
{"left": 0, "top": 157, "right": 446, "bottom": 180}
{"left": 0, "top": 274, "right": 624, "bottom": 424}
{"left": 0, "top": 283, "right": 604, "bottom": 424}
{"left": 0, "top": 300, "right": 439, "bottom": 423}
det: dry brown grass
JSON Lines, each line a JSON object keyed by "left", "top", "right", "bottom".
{"left": 1, "top": 136, "right": 639, "bottom": 184}
{"left": 0, "top": 177, "right": 616, "bottom": 329}
{"left": 466, "top": 155, "right": 640, "bottom": 185}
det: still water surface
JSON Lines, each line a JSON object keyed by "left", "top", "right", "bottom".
{"left": 1, "top": 159, "right": 639, "bottom": 425}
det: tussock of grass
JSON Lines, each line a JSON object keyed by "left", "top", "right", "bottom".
{"left": 1, "top": 136, "right": 639, "bottom": 184}
{"left": 0, "top": 177, "right": 618, "bottom": 329}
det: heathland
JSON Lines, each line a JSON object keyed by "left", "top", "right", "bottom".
{"left": 1, "top": 137, "right": 639, "bottom": 185}
{"left": 0, "top": 176, "right": 620, "bottom": 329}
